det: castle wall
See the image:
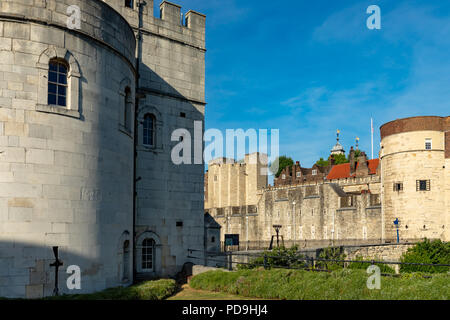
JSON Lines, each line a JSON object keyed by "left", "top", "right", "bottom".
{"left": 0, "top": 0, "right": 136, "bottom": 297}
{"left": 123, "top": 0, "right": 206, "bottom": 278}
{"left": 209, "top": 177, "right": 383, "bottom": 247}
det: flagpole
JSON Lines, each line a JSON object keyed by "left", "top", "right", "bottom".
{"left": 371, "top": 118, "right": 374, "bottom": 159}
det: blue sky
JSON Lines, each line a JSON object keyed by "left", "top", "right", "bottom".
{"left": 157, "top": 0, "right": 450, "bottom": 169}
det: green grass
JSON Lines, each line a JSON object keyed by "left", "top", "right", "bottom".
{"left": 167, "top": 284, "right": 260, "bottom": 300}
{"left": 43, "top": 279, "right": 177, "bottom": 300}
{"left": 189, "top": 268, "right": 450, "bottom": 300}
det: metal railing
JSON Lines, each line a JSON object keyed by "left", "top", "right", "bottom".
{"left": 187, "top": 248, "right": 450, "bottom": 276}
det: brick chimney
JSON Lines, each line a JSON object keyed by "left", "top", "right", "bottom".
{"left": 349, "top": 146, "right": 356, "bottom": 174}
{"left": 355, "top": 151, "right": 369, "bottom": 177}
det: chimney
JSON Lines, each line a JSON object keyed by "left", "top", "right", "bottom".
{"left": 355, "top": 152, "right": 369, "bottom": 177}
{"left": 349, "top": 146, "right": 356, "bottom": 173}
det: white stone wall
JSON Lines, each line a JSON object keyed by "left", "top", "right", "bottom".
{"left": 125, "top": 0, "right": 207, "bottom": 278}
{"left": 0, "top": 0, "right": 136, "bottom": 298}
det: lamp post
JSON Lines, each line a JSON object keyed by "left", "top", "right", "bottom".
{"left": 394, "top": 218, "right": 400, "bottom": 243}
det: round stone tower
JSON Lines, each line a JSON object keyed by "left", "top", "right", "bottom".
{"left": 380, "top": 116, "right": 449, "bottom": 243}
{"left": 0, "top": 0, "right": 136, "bottom": 298}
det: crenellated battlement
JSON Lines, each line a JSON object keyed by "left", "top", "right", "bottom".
{"left": 104, "top": 0, "right": 206, "bottom": 49}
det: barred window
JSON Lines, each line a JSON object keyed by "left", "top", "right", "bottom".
{"left": 393, "top": 182, "right": 403, "bottom": 192}
{"left": 142, "top": 238, "right": 155, "bottom": 271}
{"left": 416, "top": 180, "right": 430, "bottom": 191}
{"left": 143, "top": 114, "right": 155, "bottom": 146}
{"left": 125, "top": 0, "right": 133, "bottom": 8}
{"left": 48, "top": 60, "right": 68, "bottom": 107}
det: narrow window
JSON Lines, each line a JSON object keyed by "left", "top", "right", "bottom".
{"left": 122, "top": 240, "right": 130, "bottom": 281}
{"left": 142, "top": 238, "right": 155, "bottom": 271}
{"left": 125, "top": 0, "right": 133, "bottom": 8}
{"left": 143, "top": 114, "right": 155, "bottom": 146}
{"left": 393, "top": 182, "right": 403, "bottom": 192}
{"left": 211, "top": 236, "right": 215, "bottom": 243}
{"left": 312, "top": 169, "right": 317, "bottom": 176}
{"left": 48, "top": 59, "right": 68, "bottom": 107}
{"left": 425, "top": 138, "right": 432, "bottom": 150}
{"left": 282, "top": 174, "right": 286, "bottom": 180}
{"left": 416, "top": 180, "right": 430, "bottom": 191}
{"left": 124, "top": 87, "right": 132, "bottom": 132}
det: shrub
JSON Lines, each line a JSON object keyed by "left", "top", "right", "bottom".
{"left": 347, "top": 256, "right": 395, "bottom": 274}
{"left": 237, "top": 246, "right": 307, "bottom": 270}
{"left": 315, "top": 246, "right": 346, "bottom": 271}
{"left": 400, "top": 239, "right": 450, "bottom": 274}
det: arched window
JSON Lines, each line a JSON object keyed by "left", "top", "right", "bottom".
{"left": 143, "top": 114, "right": 155, "bottom": 147}
{"left": 124, "top": 87, "right": 132, "bottom": 132}
{"left": 122, "top": 240, "right": 130, "bottom": 281}
{"left": 48, "top": 59, "right": 68, "bottom": 107}
{"left": 142, "top": 238, "right": 155, "bottom": 271}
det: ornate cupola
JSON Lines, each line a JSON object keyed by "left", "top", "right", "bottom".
{"left": 330, "top": 129, "right": 345, "bottom": 155}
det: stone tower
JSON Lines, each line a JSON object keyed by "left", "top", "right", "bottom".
{"left": 380, "top": 116, "right": 450, "bottom": 242}
{"left": 0, "top": 0, "right": 206, "bottom": 298}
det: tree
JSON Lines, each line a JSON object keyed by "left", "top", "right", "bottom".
{"left": 315, "top": 154, "right": 348, "bottom": 167}
{"left": 333, "top": 153, "right": 348, "bottom": 164}
{"left": 315, "top": 158, "right": 329, "bottom": 167}
{"left": 270, "top": 156, "right": 293, "bottom": 177}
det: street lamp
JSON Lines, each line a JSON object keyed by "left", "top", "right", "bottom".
{"left": 393, "top": 218, "right": 400, "bottom": 243}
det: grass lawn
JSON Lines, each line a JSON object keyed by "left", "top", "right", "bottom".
{"left": 168, "top": 284, "right": 261, "bottom": 300}
{"left": 189, "top": 268, "right": 450, "bottom": 300}
{"left": 44, "top": 279, "right": 177, "bottom": 300}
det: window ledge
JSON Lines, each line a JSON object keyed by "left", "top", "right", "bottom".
{"left": 137, "top": 145, "right": 164, "bottom": 153}
{"left": 36, "top": 104, "right": 80, "bottom": 119}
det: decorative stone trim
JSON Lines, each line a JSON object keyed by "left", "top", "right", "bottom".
{"left": 36, "top": 46, "right": 81, "bottom": 118}
{"left": 137, "top": 105, "right": 163, "bottom": 151}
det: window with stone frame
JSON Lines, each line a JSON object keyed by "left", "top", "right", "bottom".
{"left": 393, "top": 182, "right": 403, "bottom": 192}
{"left": 142, "top": 238, "right": 155, "bottom": 271}
{"left": 425, "top": 138, "right": 432, "bottom": 150}
{"left": 416, "top": 180, "right": 430, "bottom": 191}
{"left": 48, "top": 59, "right": 68, "bottom": 107}
{"left": 312, "top": 169, "right": 317, "bottom": 176}
{"left": 296, "top": 171, "right": 301, "bottom": 177}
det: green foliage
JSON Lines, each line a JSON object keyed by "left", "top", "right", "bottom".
{"left": 44, "top": 279, "right": 177, "bottom": 300}
{"left": 333, "top": 153, "right": 348, "bottom": 164}
{"left": 347, "top": 256, "right": 396, "bottom": 274}
{"left": 400, "top": 239, "right": 450, "bottom": 274}
{"left": 190, "top": 268, "right": 449, "bottom": 300}
{"left": 237, "top": 246, "right": 307, "bottom": 270}
{"left": 316, "top": 247, "right": 346, "bottom": 271}
{"left": 315, "top": 157, "right": 329, "bottom": 167}
{"left": 315, "top": 154, "right": 348, "bottom": 167}
{"left": 269, "top": 156, "right": 294, "bottom": 177}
